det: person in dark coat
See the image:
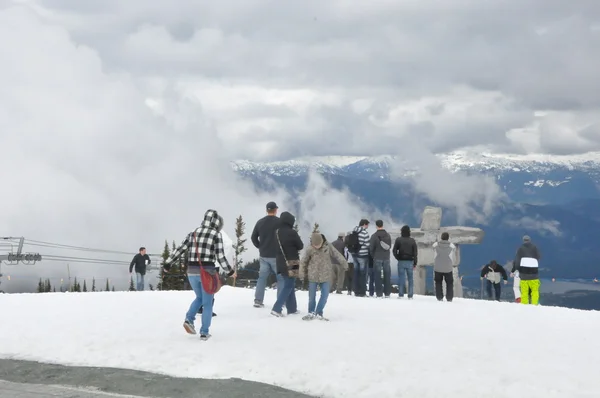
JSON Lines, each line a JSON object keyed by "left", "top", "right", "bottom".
{"left": 480, "top": 260, "right": 508, "bottom": 301}
{"left": 129, "top": 247, "right": 151, "bottom": 291}
{"left": 271, "top": 211, "right": 304, "bottom": 317}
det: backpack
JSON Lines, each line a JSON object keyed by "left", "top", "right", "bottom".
{"left": 345, "top": 230, "right": 361, "bottom": 254}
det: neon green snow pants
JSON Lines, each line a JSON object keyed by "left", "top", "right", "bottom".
{"left": 520, "top": 279, "right": 540, "bottom": 305}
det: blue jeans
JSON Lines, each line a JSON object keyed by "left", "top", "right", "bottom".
{"left": 136, "top": 273, "right": 144, "bottom": 291}
{"left": 186, "top": 275, "right": 214, "bottom": 335}
{"left": 352, "top": 256, "right": 368, "bottom": 296}
{"left": 398, "top": 260, "right": 414, "bottom": 298}
{"left": 254, "top": 257, "right": 283, "bottom": 303}
{"left": 308, "top": 281, "right": 330, "bottom": 315}
{"left": 272, "top": 276, "right": 297, "bottom": 314}
{"left": 367, "top": 263, "right": 375, "bottom": 296}
{"left": 373, "top": 259, "right": 391, "bottom": 297}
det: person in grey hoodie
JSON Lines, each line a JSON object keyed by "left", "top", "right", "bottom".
{"left": 369, "top": 220, "right": 392, "bottom": 298}
{"left": 432, "top": 232, "right": 457, "bottom": 302}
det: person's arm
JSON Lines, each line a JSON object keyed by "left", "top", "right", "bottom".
{"left": 300, "top": 248, "right": 312, "bottom": 280}
{"left": 251, "top": 221, "right": 260, "bottom": 249}
{"left": 481, "top": 266, "right": 488, "bottom": 278}
{"left": 432, "top": 242, "right": 438, "bottom": 260}
{"left": 368, "top": 235, "right": 377, "bottom": 257}
{"left": 129, "top": 254, "right": 137, "bottom": 273}
{"left": 535, "top": 246, "right": 541, "bottom": 260}
{"left": 392, "top": 239, "right": 399, "bottom": 260}
{"left": 499, "top": 265, "right": 508, "bottom": 280}
{"left": 331, "top": 244, "right": 347, "bottom": 266}
{"left": 165, "top": 233, "right": 192, "bottom": 269}
{"left": 450, "top": 243, "right": 457, "bottom": 264}
{"left": 215, "top": 232, "right": 234, "bottom": 274}
{"left": 412, "top": 239, "right": 418, "bottom": 266}
{"left": 145, "top": 254, "right": 151, "bottom": 265}
{"left": 514, "top": 248, "right": 522, "bottom": 272}
{"left": 294, "top": 231, "right": 304, "bottom": 251}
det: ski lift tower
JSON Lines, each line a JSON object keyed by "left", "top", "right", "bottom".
{"left": 0, "top": 237, "right": 42, "bottom": 293}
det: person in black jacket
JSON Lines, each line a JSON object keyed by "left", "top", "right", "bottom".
{"left": 392, "top": 225, "right": 418, "bottom": 299}
{"left": 369, "top": 220, "right": 393, "bottom": 298}
{"left": 480, "top": 260, "right": 508, "bottom": 301}
{"left": 129, "top": 247, "right": 151, "bottom": 291}
{"left": 251, "top": 201, "right": 282, "bottom": 308}
{"left": 271, "top": 211, "right": 304, "bottom": 317}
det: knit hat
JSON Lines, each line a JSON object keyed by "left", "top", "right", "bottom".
{"left": 311, "top": 232, "right": 323, "bottom": 247}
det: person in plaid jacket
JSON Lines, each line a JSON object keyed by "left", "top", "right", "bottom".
{"left": 164, "top": 209, "right": 236, "bottom": 340}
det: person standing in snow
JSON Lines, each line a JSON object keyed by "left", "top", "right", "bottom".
{"left": 344, "top": 239, "right": 354, "bottom": 295}
{"left": 508, "top": 260, "right": 521, "bottom": 303}
{"left": 330, "top": 232, "right": 349, "bottom": 294}
{"left": 164, "top": 209, "right": 236, "bottom": 341}
{"left": 392, "top": 225, "right": 418, "bottom": 299}
{"left": 301, "top": 232, "right": 347, "bottom": 321}
{"left": 251, "top": 201, "right": 282, "bottom": 308}
{"left": 271, "top": 211, "right": 304, "bottom": 317}
{"left": 513, "top": 235, "right": 541, "bottom": 305}
{"left": 346, "top": 219, "right": 370, "bottom": 297}
{"left": 129, "top": 247, "right": 151, "bottom": 291}
{"left": 369, "top": 220, "right": 393, "bottom": 298}
{"left": 480, "top": 260, "right": 508, "bottom": 301}
{"left": 432, "top": 232, "right": 457, "bottom": 302}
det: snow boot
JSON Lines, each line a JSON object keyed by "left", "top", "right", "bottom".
{"left": 254, "top": 300, "right": 265, "bottom": 308}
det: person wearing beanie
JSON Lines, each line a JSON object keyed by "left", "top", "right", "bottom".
{"left": 512, "top": 235, "right": 541, "bottom": 305}
{"left": 432, "top": 232, "right": 457, "bottom": 302}
{"left": 392, "top": 225, "right": 418, "bottom": 299}
{"left": 330, "top": 232, "right": 349, "bottom": 294}
{"left": 300, "top": 232, "right": 347, "bottom": 321}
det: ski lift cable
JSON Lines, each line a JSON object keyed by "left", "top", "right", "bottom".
{"left": 5, "top": 238, "right": 161, "bottom": 257}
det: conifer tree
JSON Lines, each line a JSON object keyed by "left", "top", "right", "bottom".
{"left": 149, "top": 284, "right": 154, "bottom": 291}
{"left": 105, "top": 278, "right": 110, "bottom": 292}
{"left": 111, "top": 286, "right": 115, "bottom": 292}
{"left": 232, "top": 215, "right": 247, "bottom": 286}
{"left": 72, "top": 277, "right": 78, "bottom": 292}
{"left": 158, "top": 240, "right": 170, "bottom": 291}
{"left": 312, "top": 222, "right": 320, "bottom": 233}
{"left": 129, "top": 276, "right": 135, "bottom": 291}
{"left": 44, "top": 279, "right": 51, "bottom": 292}
{"left": 83, "top": 280, "right": 87, "bottom": 292}
{"left": 92, "top": 278, "right": 96, "bottom": 292}
{"left": 53, "top": 287, "right": 56, "bottom": 293}
{"left": 37, "top": 278, "right": 43, "bottom": 293}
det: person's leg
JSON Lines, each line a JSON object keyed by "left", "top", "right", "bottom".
{"left": 265, "top": 257, "right": 284, "bottom": 293}
{"left": 254, "top": 257, "right": 271, "bottom": 305}
{"left": 445, "top": 272, "right": 454, "bottom": 301}
{"left": 494, "top": 283, "right": 501, "bottom": 301}
{"left": 184, "top": 275, "right": 204, "bottom": 333}
{"left": 406, "top": 262, "right": 414, "bottom": 298}
{"left": 272, "top": 276, "right": 294, "bottom": 314}
{"left": 434, "top": 271, "right": 444, "bottom": 300}
{"left": 486, "top": 280, "right": 492, "bottom": 299}
{"left": 336, "top": 264, "right": 345, "bottom": 293}
{"left": 520, "top": 280, "right": 530, "bottom": 304}
{"left": 530, "top": 279, "right": 540, "bottom": 305}
{"left": 374, "top": 260, "right": 383, "bottom": 297}
{"left": 285, "top": 278, "right": 298, "bottom": 313}
{"left": 308, "top": 281, "right": 317, "bottom": 313}
{"left": 368, "top": 263, "right": 375, "bottom": 297}
{"left": 382, "top": 260, "right": 391, "bottom": 297}
{"left": 346, "top": 263, "right": 354, "bottom": 294}
{"left": 199, "top": 281, "right": 214, "bottom": 336}
{"left": 316, "top": 282, "right": 330, "bottom": 316}
{"left": 358, "top": 259, "right": 368, "bottom": 296}
{"left": 352, "top": 260, "right": 360, "bottom": 295}
{"left": 398, "top": 261, "right": 406, "bottom": 297}
{"left": 136, "top": 273, "right": 144, "bottom": 291}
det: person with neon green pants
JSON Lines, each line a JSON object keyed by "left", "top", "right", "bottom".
{"left": 513, "top": 235, "right": 541, "bottom": 305}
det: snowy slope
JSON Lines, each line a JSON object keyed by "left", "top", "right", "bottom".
{"left": 1, "top": 288, "right": 598, "bottom": 398}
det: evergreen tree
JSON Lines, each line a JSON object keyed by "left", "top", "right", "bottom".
{"left": 53, "top": 287, "right": 56, "bottom": 292}
{"left": 111, "top": 286, "right": 115, "bottom": 292}
{"left": 92, "top": 278, "right": 96, "bottom": 292}
{"left": 232, "top": 215, "right": 247, "bottom": 286}
{"left": 129, "top": 276, "right": 135, "bottom": 291}
{"left": 105, "top": 278, "right": 110, "bottom": 292}
{"left": 149, "top": 284, "right": 154, "bottom": 291}
{"left": 312, "top": 222, "right": 320, "bottom": 233}
{"left": 37, "top": 278, "right": 43, "bottom": 293}
{"left": 75, "top": 279, "right": 81, "bottom": 292}
{"left": 83, "top": 280, "right": 88, "bottom": 292}
{"left": 72, "top": 277, "right": 78, "bottom": 292}
{"left": 158, "top": 240, "right": 170, "bottom": 291}
{"left": 44, "top": 279, "right": 51, "bottom": 292}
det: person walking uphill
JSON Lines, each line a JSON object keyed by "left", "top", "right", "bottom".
{"left": 164, "top": 209, "right": 236, "bottom": 340}
{"left": 251, "top": 201, "right": 282, "bottom": 308}
{"left": 393, "top": 225, "right": 418, "bottom": 299}
{"left": 432, "top": 232, "right": 457, "bottom": 302}
{"left": 369, "top": 220, "right": 392, "bottom": 298}
{"left": 346, "top": 219, "right": 370, "bottom": 297}
{"left": 481, "top": 260, "right": 508, "bottom": 301}
{"left": 271, "top": 211, "right": 304, "bottom": 317}
{"left": 301, "top": 233, "right": 347, "bottom": 321}
{"left": 513, "top": 235, "right": 541, "bottom": 305}
{"left": 129, "top": 247, "right": 151, "bottom": 291}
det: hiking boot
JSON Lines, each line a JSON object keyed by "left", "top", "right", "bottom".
{"left": 515, "top": 297, "right": 521, "bottom": 303}
{"left": 316, "top": 314, "right": 330, "bottom": 321}
{"left": 270, "top": 310, "right": 284, "bottom": 317}
{"left": 183, "top": 320, "right": 196, "bottom": 335}
{"left": 302, "top": 313, "right": 316, "bottom": 321}
{"left": 200, "top": 333, "right": 211, "bottom": 341}
{"left": 253, "top": 300, "right": 264, "bottom": 308}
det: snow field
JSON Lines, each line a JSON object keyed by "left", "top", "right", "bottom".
{"left": 0, "top": 287, "right": 599, "bottom": 398}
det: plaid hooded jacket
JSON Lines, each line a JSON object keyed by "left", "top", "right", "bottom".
{"left": 165, "top": 209, "right": 233, "bottom": 275}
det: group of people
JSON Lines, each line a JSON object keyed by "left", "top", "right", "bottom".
{"left": 151, "top": 201, "right": 542, "bottom": 340}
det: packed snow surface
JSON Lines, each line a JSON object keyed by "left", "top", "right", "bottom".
{"left": 1, "top": 288, "right": 598, "bottom": 398}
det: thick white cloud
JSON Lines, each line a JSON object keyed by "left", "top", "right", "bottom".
{"left": 1, "top": 0, "right": 596, "bottom": 288}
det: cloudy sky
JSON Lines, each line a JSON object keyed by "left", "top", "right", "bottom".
{"left": 0, "top": 0, "right": 597, "bottom": 289}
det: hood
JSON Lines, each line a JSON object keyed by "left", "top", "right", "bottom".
{"left": 401, "top": 225, "right": 411, "bottom": 237}
{"left": 201, "top": 209, "right": 223, "bottom": 232}
{"left": 280, "top": 211, "right": 295, "bottom": 227}
{"left": 521, "top": 242, "right": 535, "bottom": 250}
{"left": 436, "top": 240, "right": 451, "bottom": 247}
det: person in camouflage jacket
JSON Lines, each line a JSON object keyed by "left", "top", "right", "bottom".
{"left": 300, "top": 233, "right": 346, "bottom": 321}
